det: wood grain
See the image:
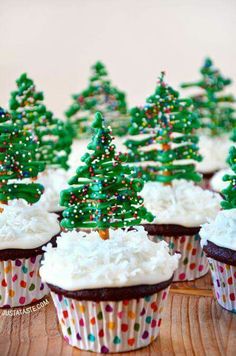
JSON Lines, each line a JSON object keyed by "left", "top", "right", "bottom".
{"left": 0, "top": 274, "right": 235, "bottom": 356}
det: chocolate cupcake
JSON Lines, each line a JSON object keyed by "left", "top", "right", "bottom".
{"left": 40, "top": 227, "right": 179, "bottom": 353}
{"left": 196, "top": 134, "right": 232, "bottom": 189}
{"left": 0, "top": 200, "right": 60, "bottom": 308}
{"left": 37, "top": 168, "right": 69, "bottom": 219}
{"left": 141, "top": 180, "right": 221, "bottom": 281}
{"left": 210, "top": 168, "right": 232, "bottom": 193}
{"left": 200, "top": 209, "right": 236, "bottom": 313}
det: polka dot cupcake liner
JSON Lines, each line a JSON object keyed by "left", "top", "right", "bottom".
{"left": 51, "top": 287, "right": 170, "bottom": 353}
{"left": 208, "top": 258, "right": 236, "bottom": 313}
{"left": 0, "top": 255, "right": 49, "bottom": 308}
{"left": 151, "top": 234, "right": 209, "bottom": 281}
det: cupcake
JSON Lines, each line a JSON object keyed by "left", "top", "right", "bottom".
{"left": 141, "top": 180, "right": 221, "bottom": 281}
{"left": 40, "top": 228, "right": 179, "bottom": 353}
{"left": 196, "top": 134, "right": 232, "bottom": 188}
{"left": 124, "top": 73, "right": 222, "bottom": 281}
{"left": 0, "top": 200, "right": 60, "bottom": 308}
{"left": 9, "top": 73, "right": 73, "bottom": 219}
{"left": 200, "top": 147, "right": 236, "bottom": 312}
{"left": 0, "top": 107, "right": 60, "bottom": 307}
{"left": 181, "top": 58, "right": 236, "bottom": 189}
{"left": 37, "top": 168, "right": 70, "bottom": 218}
{"left": 65, "top": 61, "right": 129, "bottom": 139}
{"left": 210, "top": 168, "right": 232, "bottom": 193}
{"left": 40, "top": 112, "right": 179, "bottom": 352}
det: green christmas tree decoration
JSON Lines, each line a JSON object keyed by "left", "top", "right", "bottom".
{"left": 181, "top": 58, "right": 236, "bottom": 136}
{"left": 221, "top": 146, "right": 236, "bottom": 209}
{"left": 0, "top": 107, "right": 45, "bottom": 205}
{"left": 60, "top": 112, "right": 154, "bottom": 239}
{"left": 65, "top": 61, "right": 129, "bottom": 138}
{"left": 125, "top": 72, "right": 202, "bottom": 184}
{"left": 10, "top": 73, "right": 72, "bottom": 170}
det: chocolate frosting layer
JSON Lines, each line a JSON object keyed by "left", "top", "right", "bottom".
{"left": 0, "top": 233, "right": 59, "bottom": 261}
{"left": 48, "top": 276, "right": 173, "bottom": 301}
{"left": 203, "top": 240, "right": 236, "bottom": 266}
{"left": 201, "top": 171, "right": 216, "bottom": 179}
{"left": 142, "top": 224, "right": 200, "bottom": 237}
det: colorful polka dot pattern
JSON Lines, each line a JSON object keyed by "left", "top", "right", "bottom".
{"left": 0, "top": 255, "right": 49, "bottom": 308}
{"left": 208, "top": 258, "right": 236, "bottom": 313}
{"left": 151, "top": 234, "right": 209, "bottom": 281}
{"left": 51, "top": 287, "right": 170, "bottom": 353}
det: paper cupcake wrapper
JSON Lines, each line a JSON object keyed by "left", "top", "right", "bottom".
{"left": 208, "top": 258, "right": 236, "bottom": 313}
{"left": 150, "top": 234, "right": 209, "bottom": 281}
{"left": 0, "top": 255, "right": 49, "bottom": 308}
{"left": 51, "top": 286, "right": 170, "bottom": 353}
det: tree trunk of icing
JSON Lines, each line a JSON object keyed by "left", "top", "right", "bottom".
{"left": 98, "top": 229, "right": 110, "bottom": 240}
{"left": 162, "top": 143, "right": 171, "bottom": 186}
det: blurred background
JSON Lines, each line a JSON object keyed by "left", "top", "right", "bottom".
{"left": 0, "top": 0, "right": 236, "bottom": 116}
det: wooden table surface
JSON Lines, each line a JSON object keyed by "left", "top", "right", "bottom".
{"left": 0, "top": 272, "right": 235, "bottom": 356}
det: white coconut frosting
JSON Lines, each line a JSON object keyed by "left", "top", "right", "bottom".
{"left": 0, "top": 200, "right": 60, "bottom": 250}
{"left": 196, "top": 134, "right": 233, "bottom": 173}
{"left": 38, "top": 168, "right": 69, "bottom": 212}
{"left": 40, "top": 226, "right": 179, "bottom": 291}
{"left": 210, "top": 168, "right": 232, "bottom": 192}
{"left": 141, "top": 180, "right": 221, "bottom": 227}
{"left": 200, "top": 209, "right": 236, "bottom": 251}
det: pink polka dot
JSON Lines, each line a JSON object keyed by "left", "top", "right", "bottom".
{"left": 79, "top": 318, "right": 84, "bottom": 327}
{"left": 162, "top": 291, "right": 167, "bottom": 300}
{"left": 179, "top": 273, "right": 186, "bottom": 280}
{"left": 180, "top": 236, "right": 186, "bottom": 243}
{"left": 198, "top": 265, "right": 204, "bottom": 272}
{"left": 151, "top": 320, "right": 157, "bottom": 328}
{"left": 12, "top": 274, "right": 18, "bottom": 282}
{"left": 19, "top": 297, "right": 26, "bottom": 305}
{"left": 218, "top": 266, "right": 224, "bottom": 273}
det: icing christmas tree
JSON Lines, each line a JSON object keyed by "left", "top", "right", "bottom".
{"left": 125, "top": 72, "right": 202, "bottom": 184}
{"left": 65, "top": 61, "right": 128, "bottom": 138}
{"left": 60, "top": 112, "right": 154, "bottom": 239}
{"left": 181, "top": 58, "right": 236, "bottom": 136}
{"left": 0, "top": 107, "right": 45, "bottom": 205}
{"left": 221, "top": 146, "right": 236, "bottom": 209}
{"left": 10, "top": 73, "right": 72, "bottom": 170}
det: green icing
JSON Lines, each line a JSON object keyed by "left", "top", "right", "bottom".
{"left": 221, "top": 146, "right": 236, "bottom": 209}
{"left": 60, "top": 112, "right": 154, "bottom": 230}
{"left": 65, "top": 61, "right": 129, "bottom": 138}
{"left": 0, "top": 107, "right": 45, "bottom": 204}
{"left": 125, "top": 72, "right": 202, "bottom": 184}
{"left": 181, "top": 58, "right": 236, "bottom": 136}
{"left": 10, "top": 73, "right": 72, "bottom": 170}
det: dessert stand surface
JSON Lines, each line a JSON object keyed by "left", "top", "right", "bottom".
{"left": 0, "top": 272, "right": 235, "bottom": 356}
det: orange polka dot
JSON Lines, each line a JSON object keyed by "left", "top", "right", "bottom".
{"left": 222, "top": 294, "right": 227, "bottom": 303}
{"left": 128, "top": 311, "right": 136, "bottom": 319}
{"left": 8, "top": 289, "right": 15, "bottom": 298}
{"left": 4, "top": 263, "right": 12, "bottom": 274}
{"left": 108, "top": 321, "right": 116, "bottom": 330}
{"left": 72, "top": 318, "right": 75, "bottom": 325}
{"left": 186, "top": 243, "right": 192, "bottom": 251}
{"left": 79, "top": 305, "right": 86, "bottom": 313}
